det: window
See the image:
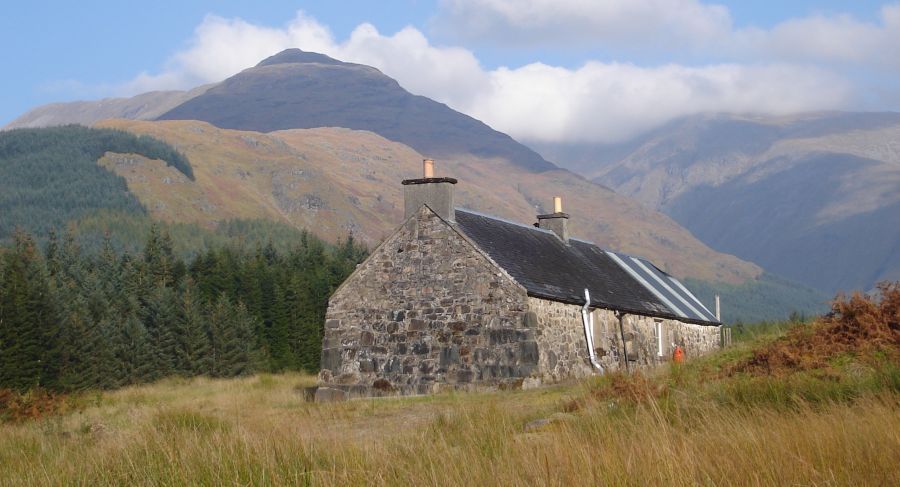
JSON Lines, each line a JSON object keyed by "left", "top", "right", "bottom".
{"left": 655, "top": 320, "right": 664, "bottom": 358}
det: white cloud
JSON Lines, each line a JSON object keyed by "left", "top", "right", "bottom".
{"left": 432, "top": 0, "right": 733, "bottom": 48}
{"left": 107, "top": 10, "right": 855, "bottom": 144}
{"left": 737, "top": 4, "right": 900, "bottom": 70}
{"left": 119, "top": 13, "right": 336, "bottom": 93}
{"left": 337, "top": 24, "right": 488, "bottom": 112}
{"left": 469, "top": 62, "right": 850, "bottom": 143}
{"left": 433, "top": 0, "right": 900, "bottom": 71}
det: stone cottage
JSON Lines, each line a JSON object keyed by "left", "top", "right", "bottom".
{"left": 316, "top": 160, "right": 721, "bottom": 400}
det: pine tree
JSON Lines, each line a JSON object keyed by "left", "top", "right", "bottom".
{"left": 111, "top": 314, "right": 153, "bottom": 385}
{"left": 230, "top": 301, "right": 261, "bottom": 376}
{"left": 45, "top": 228, "right": 61, "bottom": 277}
{"left": 0, "top": 222, "right": 369, "bottom": 391}
{"left": 0, "top": 232, "right": 59, "bottom": 391}
{"left": 206, "top": 294, "right": 235, "bottom": 378}
{"left": 141, "top": 284, "right": 179, "bottom": 380}
{"left": 57, "top": 292, "right": 104, "bottom": 391}
{"left": 206, "top": 294, "right": 259, "bottom": 378}
{"left": 143, "top": 225, "right": 177, "bottom": 287}
{"left": 177, "top": 281, "right": 211, "bottom": 376}
{"left": 266, "top": 282, "right": 291, "bottom": 371}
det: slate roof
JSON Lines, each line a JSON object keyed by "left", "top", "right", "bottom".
{"left": 454, "top": 209, "right": 719, "bottom": 325}
{"left": 605, "top": 251, "right": 719, "bottom": 323}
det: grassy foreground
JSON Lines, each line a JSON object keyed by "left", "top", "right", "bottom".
{"left": 2, "top": 287, "right": 899, "bottom": 485}
{"left": 0, "top": 356, "right": 897, "bottom": 485}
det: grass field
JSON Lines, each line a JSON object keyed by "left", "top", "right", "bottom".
{"left": 2, "top": 288, "right": 899, "bottom": 486}
{"left": 1, "top": 345, "right": 897, "bottom": 485}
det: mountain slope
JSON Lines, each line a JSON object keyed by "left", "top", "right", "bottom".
{"left": 0, "top": 125, "right": 195, "bottom": 239}
{"left": 154, "top": 49, "right": 555, "bottom": 172}
{"left": 4, "top": 85, "right": 212, "bottom": 130}
{"left": 94, "top": 119, "right": 761, "bottom": 285}
{"left": 538, "top": 112, "right": 900, "bottom": 293}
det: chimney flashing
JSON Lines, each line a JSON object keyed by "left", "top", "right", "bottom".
{"left": 401, "top": 177, "right": 458, "bottom": 185}
{"left": 536, "top": 211, "right": 570, "bottom": 220}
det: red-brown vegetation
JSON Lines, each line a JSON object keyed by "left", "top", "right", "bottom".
{"left": 0, "top": 388, "right": 69, "bottom": 422}
{"left": 729, "top": 281, "right": 900, "bottom": 377}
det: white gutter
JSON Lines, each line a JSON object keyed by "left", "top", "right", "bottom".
{"left": 581, "top": 288, "right": 604, "bottom": 373}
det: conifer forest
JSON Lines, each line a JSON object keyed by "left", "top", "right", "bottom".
{"left": 0, "top": 226, "right": 366, "bottom": 392}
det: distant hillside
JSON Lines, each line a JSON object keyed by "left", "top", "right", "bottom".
{"left": 685, "top": 274, "right": 829, "bottom": 324}
{"left": 4, "top": 85, "right": 212, "bottom": 130}
{"left": 0, "top": 125, "right": 192, "bottom": 239}
{"left": 0, "top": 118, "right": 821, "bottom": 321}
{"left": 536, "top": 112, "right": 900, "bottom": 294}
{"left": 156, "top": 49, "right": 555, "bottom": 172}
{"left": 94, "top": 119, "right": 761, "bottom": 287}
{"left": 5, "top": 49, "right": 559, "bottom": 172}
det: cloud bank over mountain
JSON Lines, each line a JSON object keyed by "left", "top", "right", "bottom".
{"left": 109, "top": 2, "right": 900, "bottom": 143}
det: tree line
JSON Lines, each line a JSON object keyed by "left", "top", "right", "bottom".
{"left": 0, "top": 125, "right": 193, "bottom": 240}
{"left": 0, "top": 226, "right": 366, "bottom": 392}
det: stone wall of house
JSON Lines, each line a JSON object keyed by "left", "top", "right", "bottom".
{"left": 613, "top": 314, "right": 722, "bottom": 369}
{"left": 526, "top": 297, "right": 594, "bottom": 384}
{"left": 317, "top": 206, "right": 536, "bottom": 400}
{"left": 527, "top": 296, "right": 721, "bottom": 385}
{"left": 316, "top": 206, "right": 722, "bottom": 401}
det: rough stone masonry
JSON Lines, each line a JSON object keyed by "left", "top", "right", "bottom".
{"left": 316, "top": 162, "right": 722, "bottom": 401}
{"left": 319, "top": 206, "right": 536, "bottom": 398}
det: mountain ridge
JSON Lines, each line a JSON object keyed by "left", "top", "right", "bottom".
{"left": 4, "top": 50, "right": 795, "bottom": 290}
{"left": 256, "top": 48, "right": 355, "bottom": 68}
{"left": 93, "top": 118, "right": 762, "bottom": 285}
{"left": 3, "top": 84, "right": 214, "bottom": 130}
{"left": 537, "top": 111, "right": 900, "bottom": 293}
{"left": 155, "top": 49, "right": 557, "bottom": 172}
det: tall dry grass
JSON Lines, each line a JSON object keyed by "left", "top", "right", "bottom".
{"left": 4, "top": 298, "right": 900, "bottom": 486}
{"left": 0, "top": 368, "right": 897, "bottom": 486}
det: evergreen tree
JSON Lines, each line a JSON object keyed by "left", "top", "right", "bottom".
{"left": 57, "top": 292, "right": 105, "bottom": 391}
{"left": 143, "top": 225, "right": 175, "bottom": 287}
{"left": 0, "top": 223, "right": 368, "bottom": 392}
{"left": 176, "top": 281, "right": 211, "bottom": 376}
{"left": 111, "top": 314, "right": 153, "bottom": 385}
{"left": 266, "top": 282, "right": 291, "bottom": 371}
{"left": 141, "top": 284, "right": 180, "bottom": 380}
{"left": 0, "top": 232, "right": 59, "bottom": 391}
{"left": 206, "top": 294, "right": 260, "bottom": 378}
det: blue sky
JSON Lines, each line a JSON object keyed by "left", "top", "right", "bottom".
{"left": 2, "top": 1, "right": 898, "bottom": 142}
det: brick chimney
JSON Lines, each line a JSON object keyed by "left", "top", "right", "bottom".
{"left": 537, "top": 196, "right": 569, "bottom": 243}
{"left": 402, "top": 158, "right": 457, "bottom": 221}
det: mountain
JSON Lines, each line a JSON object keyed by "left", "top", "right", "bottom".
{"left": 156, "top": 49, "right": 555, "bottom": 172}
{"left": 2, "top": 49, "right": 828, "bottom": 319}
{"left": 535, "top": 112, "right": 900, "bottom": 293}
{"left": 92, "top": 118, "right": 762, "bottom": 286}
{"left": 4, "top": 85, "right": 212, "bottom": 129}
{"left": 7, "top": 49, "right": 555, "bottom": 172}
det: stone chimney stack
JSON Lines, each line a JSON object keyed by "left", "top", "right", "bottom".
{"left": 402, "top": 158, "right": 457, "bottom": 221}
{"left": 537, "top": 196, "right": 569, "bottom": 243}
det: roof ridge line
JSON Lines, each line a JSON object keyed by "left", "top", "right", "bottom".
{"left": 454, "top": 207, "right": 556, "bottom": 235}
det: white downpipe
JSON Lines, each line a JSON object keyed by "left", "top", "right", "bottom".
{"left": 581, "top": 289, "right": 604, "bottom": 373}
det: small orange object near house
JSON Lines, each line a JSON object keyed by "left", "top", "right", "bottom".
{"left": 673, "top": 345, "right": 685, "bottom": 364}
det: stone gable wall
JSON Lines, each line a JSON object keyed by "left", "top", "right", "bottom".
{"left": 318, "top": 206, "right": 535, "bottom": 399}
